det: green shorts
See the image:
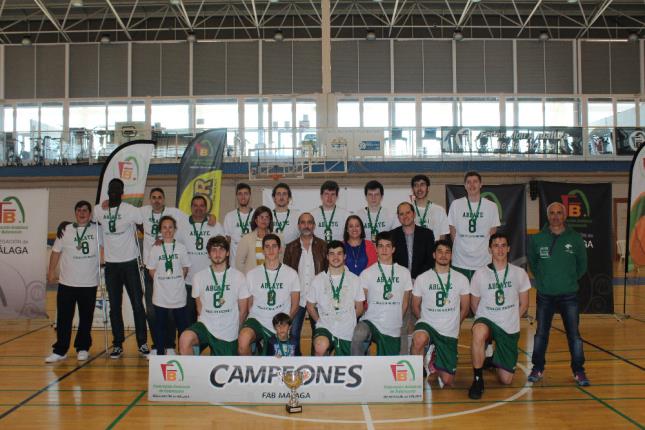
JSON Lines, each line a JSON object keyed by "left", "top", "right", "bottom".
{"left": 313, "top": 327, "right": 351, "bottom": 356}
{"left": 363, "top": 320, "right": 401, "bottom": 356}
{"left": 413, "top": 322, "right": 458, "bottom": 374}
{"left": 473, "top": 317, "right": 520, "bottom": 373}
{"left": 186, "top": 322, "right": 238, "bottom": 356}
{"left": 241, "top": 318, "right": 274, "bottom": 355}
{"left": 451, "top": 266, "right": 476, "bottom": 281}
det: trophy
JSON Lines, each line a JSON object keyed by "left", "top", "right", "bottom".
{"left": 282, "top": 369, "right": 304, "bottom": 413}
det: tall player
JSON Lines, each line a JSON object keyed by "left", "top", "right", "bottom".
{"left": 411, "top": 174, "right": 450, "bottom": 239}
{"left": 309, "top": 180, "right": 350, "bottom": 243}
{"left": 238, "top": 234, "right": 300, "bottom": 355}
{"left": 411, "top": 240, "right": 470, "bottom": 387}
{"left": 356, "top": 180, "right": 396, "bottom": 242}
{"left": 307, "top": 241, "right": 364, "bottom": 356}
{"left": 468, "top": 233, "right": 530, "bottom": 399}
{"left": 223, "top": 183, "right": 254, "bottom": 263}
{"left": 271, "top": 183, "right": 300, "bottom": 244}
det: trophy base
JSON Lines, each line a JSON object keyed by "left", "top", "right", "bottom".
{"left": 286, "top": 404, "right": 302, "bottom": 414}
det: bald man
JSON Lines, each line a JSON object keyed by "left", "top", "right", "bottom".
{"left": 527, "top": 202, "right": 589, "bottom": 386}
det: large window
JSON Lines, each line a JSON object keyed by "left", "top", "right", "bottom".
{"left": 196, "top": 99, "right": 238, "bottom": 129}
{"left": 506, "top": 99, "right": 542, "bottom": 127}
{"left": 616, "top": 101, "right": 636, "bottom": 126}
{"left": 337, "top": 100, "right": 360, "bottom": 127}
{"left": 244, "top": 98, "right": 268, "bottom": 154}
{"left": 587, "top": 100, "right": 613, "bottom": 155}
{"left": 271, "top": 99, "right": 294, "bottom": 152}
{"left": 460, "top": 99, "right": 500, "bottom": 126}
{"left": 363, "top": 98, "right": 389, "bottom": 128}
{"left": 587, "top": 100, "right": 613, "bottom": 127}
{"left": 151, "top": 101, "right": 190, "bottom": 133}
{"left": 296, "top": 99, "right": 317, "bottom": 154}
{"left": 545, "top": 99, "right": 578, "bottom": 127}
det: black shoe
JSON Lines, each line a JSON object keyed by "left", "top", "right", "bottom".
{"left": 138, "top": 344, "right": 150, "bottom": 356}
{"left": 483, "top": 356, "right": 495, "bottom": 370}
{"left": 468, "top": 377, "right": 484, "bottom": 400}
{"left": 109, "top": 346, "right": 123, "bottom": 359}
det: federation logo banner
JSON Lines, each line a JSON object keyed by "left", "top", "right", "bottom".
{"left": 0, "top": 189, "right": 48, "bottom": 319}
{"left": 626, "top": 142, "right": 645, "bottom": 272}
{"left": 148, "top": 355, "right": 423, "bottom": 404}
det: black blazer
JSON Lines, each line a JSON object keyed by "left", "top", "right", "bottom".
{"left": 390, "top": 225, "right": 435, "bottom": 279}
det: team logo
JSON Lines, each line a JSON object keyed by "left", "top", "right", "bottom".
{"left": 390, "top": 360, "right": 416, "bottom": 382}
{"left": 564, "top": 243, "right": 574, "bottom": 254}
{"left": 560, "top": 189, "right": 591, "bottom": 218}
{"left": 0, "top": 196, "right": 26, "bottom": 224}
{"left": 161, "top": 360, "right": 184, "bottom": 382}
{"left": 481, "top": 191, "right": 503, "bottom": 223}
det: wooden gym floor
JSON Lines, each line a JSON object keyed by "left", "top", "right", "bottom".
{"left": 1, "top": 268, "right": 643, "bottom": 429}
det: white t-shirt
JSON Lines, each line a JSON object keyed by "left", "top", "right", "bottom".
{"left": 246, "top": 264, "right": 300, "bottom": 333}
{"left": 307, "top": 268, "right": 364, "bottom": 341}
{"left": 412, "top": 202, "right": 450, "bottom": 237}
{"left": 140, "top": 205, "right": 187, "bottom": 263}
{"left": 272, "top": 208, "right": 301, "bottom": 245}
{"left": 470, "top": 263, "right": 531, "bottom": 334}
{"left": 93, "top": 202, "right": 143, "bottom": 263}
{"left": 356, "top": 206, "right": 396, "bottom": 241}
{"left": 412, "top": 268, "right": 470, "bottom": 338}
{"left": 176, "top": 218, "right": 225, "bottom": 285}
{"left": 360, "top": 262, "right": 413, "bottom": 337}
{"left": 191, "top": 266, "right": 250, "bottom": 342}
{"left": 146, "top": 240, "right": 191, "bottom": 308}
{"left": 223, "top": 208, "right": 254, "bottom": 263}
{"left": 448, "top": 197, "right": 501, "bottom": 270}
{"left": 52, "top": 223, "right": 102, "bottom": 287}
{"left": 309, "top": 206, "right": 351, "bottom": 242}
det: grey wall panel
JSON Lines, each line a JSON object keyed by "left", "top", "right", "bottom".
{"left": 293, "top": 41, "right": 321, "bottom": 94}
{"left": 423, "top": 40, "right": 453, "bottom": 93}
{"left": 456, "top": 41, "right": 485, "bottom": 93}
{"left": 358, "top": 40, "right": 390, "bottom": 93}
{"left": 581, "top": 42, "right": 610, "bottom": 94}
{"left": 98, "top": 43, "right": 128, "bottom": 97}
{"left": 226, "top": 41, "right": 258, "bottom": 94}
{"left": 161, "top": 43, "right": 189, "bottom": 96}
{"left": 545, "top": 41, "right": 573, "bottom": 93}
{"left": 262, "top": 41, "right": 293, "bottom": 94}
{"left": 36, "top": 45, "right": 65, "bottom": 98}
{"left": 484, "top": 40, "right": 513, "bottom": 93}
{"left": 5, "top": 46, "right": 35, "bottom": 99}
{"left": 517, "top": 41, "right": 545, "bottom": 93}
{"left": 611, "top": 42, "right": 640, "bottom": 94}
{"left": 193, "top": 42, "right": 226, "bottom": 95}
{"left": 331, "top": 41, "right": 358, "bottom": 93}
{"left": 69, "top": 45, "right": 98, "bottom": 98}
{"left": 394, "top": 40, "right": 423, "bottom": 93}
{"left": 132, "top": 43, "right": 161, "bottom": 97}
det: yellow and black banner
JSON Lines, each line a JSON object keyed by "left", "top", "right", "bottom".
{"left": 176, "top": 129, "right": 226, "bottom": 219}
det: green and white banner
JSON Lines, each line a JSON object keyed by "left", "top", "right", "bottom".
{"left": 149, "top": 355, "right": 423, "bottom": 404}
{"left": 0, "top": 189, "right": 49, "bottom": 319}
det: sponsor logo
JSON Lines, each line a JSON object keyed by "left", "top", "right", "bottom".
{"left": 0, "top": 196, "right": 25, "bottom": 224}
{"left": 209, "top": 364, "right": 362, "bottom": 389}
{"left": 195, "top": 141, "right": 210, "bottom": 157}
{"left": 114, "top": 154, "right": 142, "bottom": 187}
{"left": 560, "top": 189, "right": 591, "bottom": 218}
{"left": 390, "top": 360, "right": 416, "bottom": 382}
{"left": 481, "top": 191, "right": 503, "bottom": 223}
{"left": 564, "top": 243, "right": 574, "bottom": 254}
{"left": 628, "top": 130, "right": 645, "bottom": 151}
{"left": 161, "top": 360, "right": 184, "bottom": 382}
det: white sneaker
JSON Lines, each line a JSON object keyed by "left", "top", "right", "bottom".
{"left": 146, "top": 349, "right": 158, "bottom": 360}
{"left": 77, "top": 350, "right": 89, "bottom": 361}
{"left": 166, "top": 348, "right": 176, "bottom": 356}
{"left": 45, "top": 353, "right": 67, "bottom": 363}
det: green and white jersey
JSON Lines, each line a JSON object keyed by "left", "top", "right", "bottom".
{"left": 192, "top": 267, "right": 250, "bottom": 342}
{"left": 146, "top": 241, "right": 191, "bottom": 308}
{"left": 52, "top": 223, "right": 102, "bottom": 287}
{"left": 309, "top": 206, "right": 351, "bottom": 242}
{"left": 470, "top": 263, "right": 531, "bottom": 334}
{"left": 272, "top": 208, "right": 301, "bottom": 245}
{"left": 140, "top": 205, "right": 187, "bottom": 262}
{"left": 360, "top": 262, "right": 413, "bottom": 337}
{"left": 176, "top": 218, "right": 225, "bottom": 285}
{"left": 356, "top": 206, "right": 396, "bottom": 241}
{"left": 412, "top": 202, "right": 450, "bottom": 237}
{"left": 93, "top": 202, "right": 143, "bottom": 263}
{"left": 448, "top": 197, "right": 501, "bottom": 270}
{"left": 307, "top": 268, "right": 365, "bottom": 341}
{"left": 246, "top": 264, "right": 300, "bottom": 333}
{"left": 412, "top": 268, "right": 470, "bottom": 338}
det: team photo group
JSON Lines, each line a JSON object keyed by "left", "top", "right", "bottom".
{"left": 48, "top": 171, "right": 589, "bottom": 400}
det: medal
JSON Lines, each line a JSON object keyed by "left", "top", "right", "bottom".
{"left": 466, "top": 198, "right": 482, "bottom": 234}
{"left": 76, "top": 245, "right": 82, "bottom": 250}
{"left": 414, "top": 201, "right": 430, "bottom": 228}
{"left": 263, "top": 264, "right": 282, "bottom": 307}
{"left": 273, "top": 209, "right": 290, "bottom": 233}
{"left": 386, "top": 292, "right": 393, "bottom": 300}
{"left": 74, "top": 223, "right": 90, "bottom": 255}
{"left": 320, "top": 206, "right": 336, "bottom": 243}
{"left": 162, "top": 240, "right": 175, "bottom": 275}
{"left": 107, "top": 205, "right": 120, "bottom": 233}
{"left": 219, "top": 298, "right": 226, "bottom": 306}
{"left": 329, "top": 270, "right": 345, "bottom": 309}
{"left": 366, "top": 206, "right": 382, "bottom": 240}
{"left": 237, "top": 208, "right": 252, "bottom": 235}
{"left": 210, "top": 267, "right": 228, "bottom": 309}
{"left": 377, "top": 262, "right": 395, "bottom": 300}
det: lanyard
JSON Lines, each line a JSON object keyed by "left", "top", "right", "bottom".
{"left": 273, "top": 209, "right": 290, "bottom": 233}
{"left": 150, "top": 208, "right": 163, "bottom": 238}
{"left": 366, "top": 207, "right": 382, "bottom": 237}
{"left": 466, "top": 198, "right": 482, "bottom": 233}
{"left": 74, "top": 223, "right": 89, "bottom": 246}
{"left": 377, "top": 262, "right": 395, "bottom": 300}
{"left": 414, "top": 201, "right": 430, "bottom": 227}
{"left": 107, "top": 205, "right": 120, "bottom": 233}
{"left": 210, "top": 267, "right": 228, "bottom": 308}
{"left": 434, "top": 269, "right": 451, "bottom": 296}
{"left": 491, "top": 263, "right": 509, "bottom": 306}
{"left": 237, "top": 208, "right": 252, "bottom": 234}
{"left": 161, "top": 240, "right": 176, "bottom": 274}
{"left": 263, "top": 264, "right": 282, "bottom": 306}
{"left": 329, "top": 270, "right": 346, "bottom": 303}
{"left": 190, "top": 217, "right": 206, "bottom": 250}
{"left": 319, "top": 206, "right": 336, "bottom": 241}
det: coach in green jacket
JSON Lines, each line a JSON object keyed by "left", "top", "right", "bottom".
{"left": 527, "top": 202, "right": 589, "bottom": 386}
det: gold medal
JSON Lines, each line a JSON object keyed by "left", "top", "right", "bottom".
{"left": 219, "top": 298, "right": 226, "bottom": 306}
{"left": 386, "top": 292, "right": 393, "bottom": 300}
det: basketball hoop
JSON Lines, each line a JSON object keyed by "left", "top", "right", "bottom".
{"left": 271, "top": 173, "right": 283, "bottom": 181}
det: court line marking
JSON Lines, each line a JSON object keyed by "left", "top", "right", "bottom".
{"left": 551, "top": 327, "right": 645, "bottom": 371}
{"left": 361, "top": 404, "right": 375, "bottom": 430}
{"left": 105, "top": 390, "right": 147, "bottom": 430}
{"left": 576, "top": 387, "right": 644, "bottom": 429}
{"left": 0, "top": 324, "right": 51, "bottom": 347}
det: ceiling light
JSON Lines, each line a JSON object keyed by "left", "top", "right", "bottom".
{"left": 471, "top": 0, "right": 481, "bottom": 3}
{"left": 21, "top": 36, "right": 32, "bottom": 46}
{"left": 169, "top": 0, "right": 181, "bottom": 5}
{"left": 453, "top": 29, "right": 463, "bottom": 41}
{"left": 365, "top": 30, "right": 376, "bottom": 41}
{"left": 539, "top": 31, "right": 550, "bottom": 41}
{"left": 100, "top": 34, "right": 111, "bottom": 44}
{"left": 273, "top": 30, "right": 284, "bottom": 42}
{"left": 72, "top": 0, "right": 84, "bottom": 7}
{"left": 567, "top": 0, "right": 578, "bottom": 3}
{"left": 187, "top": 32, "right": 196, "bottom": 43}
{"left": 628, "top": 31, "right": 639, "bottom": 42}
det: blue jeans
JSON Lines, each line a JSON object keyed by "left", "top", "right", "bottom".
{"left": 531, "top": 292, "right": 585, "bottom": 373}
{"left": 153, "top": 305, "right": 189, "bottom": 355}
{"left": 290, "top": 306, "right": 316, "bottom": 356}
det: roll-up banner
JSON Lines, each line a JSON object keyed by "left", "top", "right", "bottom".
{"left": 0, "top": 189, "right": 49, "bottom": 319}
{"left": 536, "top": 181, "right": 613, "bottom": 314}
{"left": 446, "top": 184, "right": 527, "bottom": 267}
{"left": 176, "top": 129, "right": 226, "bottom": 219}
{"left": 95, "top": 140, "right": 156, "bottom": 206}
{"left": 626, "top": 142, "right": 645, "bottom": 273}
{"left": 148, "top": 355, "right": 423, "bottom": 404}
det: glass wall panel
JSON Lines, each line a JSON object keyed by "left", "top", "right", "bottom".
{"left": 616, "top": 101, "right": 636, "bottom": 126}
{"left": 587, "top": 100, "right": 613, "bottom": 155}
{"left": 363, "top": 98, "right": 389, "bottom": 128}
{"left": 545, "top": 99, "right": 578, "bottom": 127}
{"left": 296, "top": 99, "right": 317, "bottom": 155}
{"left": 151, "top": 101, "right": 190, "bottom": 132}
{"left": 337, "top": 100, "right": 360, "bottom": 127}
{"left": 460, "top": 99, "right": 500, "bottom": 126}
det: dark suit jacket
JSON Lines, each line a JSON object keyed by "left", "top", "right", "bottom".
{"left": 390, "top": 225, "right": 435, "bottom": 279}
{"left": 283, "top": 236, "right": 328, "bottom": 275}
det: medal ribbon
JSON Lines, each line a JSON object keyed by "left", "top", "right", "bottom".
{"left": 366, "top": 207, "right": 382, "bottom": 237}
{"left": 414, "top": 201, "right": 430, "bottom": 227}
{"left": 210, "top": 267, "right": 227, "bottom": 308}
{"left": 107, "top": 205, "right": 120, "bottom": 232}
{"left": 190, "top": 217, "right": 206, "bottom": 250}
{"left": 329, "top": 270, "right": 345, "bottom": 303}
{"left": 161, "top": 240, "right": 176, "bottom": 274}
{"left": 263, "top": 264, "right": 282, "bottom": 306}
{"left": 492, "top": 263, "right": 509, "bottom": 306}
{"left": 237, "top": 208, "right": 252, "bottom": 234}
{"left": 434, "top": 269, "right": 451, "bottom": 296}
{"left": 151, "top": 208, "right": 163, "bottom": 239}
{"left": 273, "top": 209, "right": 290, "bottom": 233}
{"left": 377, "top": 262, "right": 395, "bottom": 300}
{"left": 466, "top": 198, "right": 483, "bottom": 232}
{"left": 319, "top": 205, "right": 336, "bottom": 240}
{"left": 74, "top": 223, "right": 89, "bottom": 245}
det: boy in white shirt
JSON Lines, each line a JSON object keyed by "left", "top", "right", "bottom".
{"left": 223, "top": 183, "right": 254, "bottom": 263}
{"left": 356, "top": 180, "right": 396, "bottom": 242}
{"left": 410, "top": 174, "right": 450, "bottom": 239}
{"left": 309, "top": 180, "right": 350, "bottom": 243}
{"left": 271, "top": 182, "right": 301, "bottom": 244}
